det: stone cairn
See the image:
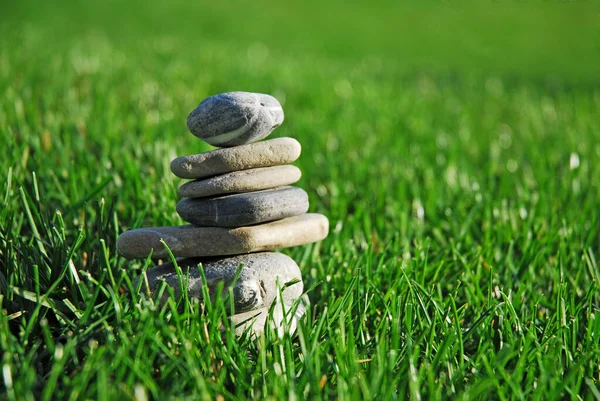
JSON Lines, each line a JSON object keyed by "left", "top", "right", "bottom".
{"left": 116, "top": 92, "right": 329, "bottom": 336}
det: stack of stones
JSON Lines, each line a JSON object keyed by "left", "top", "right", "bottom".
{"left": 116, "top": 92, "right": 328, "bottom": 337}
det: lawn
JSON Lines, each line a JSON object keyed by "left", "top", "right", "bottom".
{"left": 1, "top": 1, "right": 600, "bottom": 399}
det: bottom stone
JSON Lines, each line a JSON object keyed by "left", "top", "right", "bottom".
{"left": 135, "top": 252, "right": 306, "bottom": 336}
{"left": 231, "top": 297, "right": 307, "bottom": 338}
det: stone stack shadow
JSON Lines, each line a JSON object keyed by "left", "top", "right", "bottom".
{"left": 117, "top": 92, "right": 329, "bottom": 337}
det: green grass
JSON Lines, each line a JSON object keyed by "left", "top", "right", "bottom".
{"left": 1, "top": 1, "right": 600, "bottom": 399}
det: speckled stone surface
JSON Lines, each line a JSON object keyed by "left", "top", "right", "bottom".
{"left": 170, "top": 137, "right": 301, "bottom": 179}
{"left": 116, "top": 213, "right": 329, "bottom": 259}
{"left": 176, "top": 186, "right": 308, "bottom": 227}
{"left": 230, "top": 297, "right": 308, "bottom": 338}
{"left": 178, "top": 165, "right": 302, "bottom": 198}
{"left": 135, "top": 252, "right": 303, "bottom": 314}
{"left": 186, "top": 92, "right": 284, "bottom": 147}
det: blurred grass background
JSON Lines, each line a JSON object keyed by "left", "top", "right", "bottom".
{"left": 4, "top": 0, "right": 600, "bottom": 81}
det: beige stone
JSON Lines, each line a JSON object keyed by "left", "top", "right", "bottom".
{"left": 116, "top": 213, "right": 329, "bottom": 260}
{"left": 170, "top": 137, "right": 301, "bottom": 179}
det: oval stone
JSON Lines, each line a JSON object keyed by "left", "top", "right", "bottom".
{"left": 176, "top": 186, "right": 309, "bottom": 227}
{"left": 231, "top": 297, "right": 308, "bottom": 338}
{"left": 116, "top": 213, "right": 329, "bottom": 260}
{"left": 186, "top": 92, "right": 284, "bottom": 147}
{"left": 170, "top": 137, "right": 301, "bottom": 179}
{"left": 136, "top": 252, "right": 303, "bottom": 314}
{"left": 179, "top": 165, "right": 302, "bottom": 198}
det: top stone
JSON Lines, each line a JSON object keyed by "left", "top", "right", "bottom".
{"left": 187, "top": 92, "right": 284, "bottom": 147}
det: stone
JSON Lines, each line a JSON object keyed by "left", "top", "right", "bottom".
{"left": 231, "top": 297, "right": 307, "bottom": 338}
{"left": 170, "top": 137, "right": 301, "bottom": 179}
{"left": 186, "top": 92, "right": 284, "bottom": 147}
{"left": 176, "top": 186, "right": 309, "bottom": 227}
{"left": 116, "top": 213, "right": 329, "bottom": 259}
{"left": 178, "top": 165, "right": 302, "bottom": 198}
{"left": 136, "top": 252, "right": 303, "bottom": 314}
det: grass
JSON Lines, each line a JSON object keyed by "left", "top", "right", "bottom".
{"left": 1, "top": 0, "right": 600, "bottom": 399}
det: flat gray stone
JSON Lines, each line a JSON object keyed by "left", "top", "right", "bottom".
{"left": 136, "top": 252, "right": 303, "bottom": 314}
{"left": 116, "top": 213, "right": 329, "bottom": 259}
{"left": 171, "top": 137, "right": 301, "bottom": 179}
{"left": 187, "top": 92, "right": 284, "bottom": 147}
{"left": 178, "top": 165, "right": 302, "bottom": 198}
{"left": 176, "top": 186, "right": 308, "bottom": 227}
